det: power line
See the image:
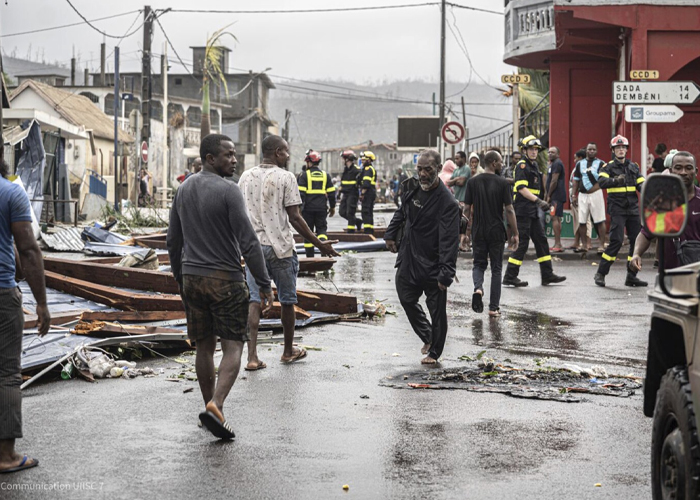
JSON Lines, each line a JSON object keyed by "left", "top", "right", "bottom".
{"left": 446, "top": 2, "right": 502, "bottom": 15}
{"left": 154, "top": 15, "right": 200, "bottom": 85}
{"left": 64, "top": 1, "right": 144, "bottom": 39}
{"left": 2, "top": 9, "right": 141, "bottom": 38}
{"left": 171, "top": 3, "right": 440, "bottom": 14}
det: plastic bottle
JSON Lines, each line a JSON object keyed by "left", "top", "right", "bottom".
{"left": 61, "top": 362, "right": 74, "bottom": 380}
{"left": 550, "top": 205, "right": 556, "bottom": 216}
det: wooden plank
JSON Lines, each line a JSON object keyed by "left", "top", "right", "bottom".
{"left": 44, "top": 257, "right": 179, "bottom": 294}
{"left": 342, "top": 227, "right": 386, "bottom": 238}
{"left": 294, "top": 233, "right": 376, "bottom": 244}
{"left": 44, "top": 271, "right": 184, "bottom": 311}
{"left": 24, "top": 310, "right": 88, "bottom": 329}
{"left": 84, "top": 254, "right": 170, "bottom": 265}
{"left": 134, "top": 238, "right": 167, "bottom": 250}
{"left": 45, "top": 259, "right": 356, "bottom": 314}
{"left": 79, "top": 311, "right": 186, "bottom": 322}
{"left": 263, "top": 303, "right": 312, "bottom": 320}
{"left": 73, "top": 321, "right": 183, "bottom": 337}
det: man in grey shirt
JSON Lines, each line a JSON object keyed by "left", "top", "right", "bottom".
{"left": 167, "top": 134, "right": 273, "bottom": 440}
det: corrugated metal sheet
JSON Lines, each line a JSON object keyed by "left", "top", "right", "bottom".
{"left": 40, "top": 227, "right": 84, "bottom": 252}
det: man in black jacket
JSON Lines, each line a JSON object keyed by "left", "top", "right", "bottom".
{"left": 385, "top": 150, "right": 460, "bottom": 365}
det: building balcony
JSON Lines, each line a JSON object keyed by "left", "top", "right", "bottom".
{"left": 504, "top": 0, "right": 556, "bottom": 67}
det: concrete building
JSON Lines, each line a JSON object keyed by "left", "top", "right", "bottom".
{"left": 9, "top": 80, "right": 134, "bottom": 206}
{"left": 504, "top": 0, "right": 700, "bottom": 179}
{"left": 93, "top": 46, "right": 276, "bottom": 167}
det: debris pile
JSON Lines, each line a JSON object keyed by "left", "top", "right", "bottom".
{"left": 381, "top": 356, "right": 642, "bottom": 403}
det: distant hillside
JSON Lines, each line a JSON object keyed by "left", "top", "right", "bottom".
{"left": 269, "top": 80, "right": 512, "bottom": 155}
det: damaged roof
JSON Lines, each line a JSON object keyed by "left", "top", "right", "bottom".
{"left": 9, "top": 79, "right": 134, "bottom": 143}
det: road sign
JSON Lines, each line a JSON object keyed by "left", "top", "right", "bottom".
{"left": 630, "top": 70, "right": 659, "bottom": 80}
{"left": 441, "top": 121, "right": 465, "bottom": 145}
{"left": 121, "top": 93, "right": 134, "bottom": 101}
{"left": 501, "top": 74, "right": 531, "bottom": 85}
{"left": 141, "top": 141, "right": 149, "bottom": 163}
{"left": 625, "top": 105, "right": 684, "bottom": 123}
{"left": 613, "top": 81, "right": 700, "bottom": 104}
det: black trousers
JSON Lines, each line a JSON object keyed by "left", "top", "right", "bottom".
{"left": 362, "top": 189, "right": 376, "bottom": 234}
{"left": 396, "top": 270, "right": 448, "bottom": 360}
{"left": 503, "top": 216, "right": 554, "bottom": 280}
{"left": 473, "top": 238, "right": 505, "bottom": 312}
{"left": 598, "top": 213, "right": 641, "bottom": 276}
{"left": 339, "top": 189, "right": 362, "bottom": 232}
{"left": 0, "top": 287, "right": 23, "bottom": 439}
{"left": 302, "top": 210, "right": 328, "bottom": 258}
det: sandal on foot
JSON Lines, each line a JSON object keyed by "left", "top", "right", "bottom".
{"left": 199, "top": 409, "right": 235, "bottom": 440}
{"left": 471, "top": 291, "right": 484, "bottom": 313}
{"left": 281, "top": 348, "right": 307, "bottom": 364}
{"left": 244, "top": 360, "right": 267, "bottom": 371}
{"left": 0, "top": 456, "right": 39, "bottom": 474}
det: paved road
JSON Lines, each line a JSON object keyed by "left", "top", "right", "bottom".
{"left": 3, "top": 215, "right": 656, "bottom": 499}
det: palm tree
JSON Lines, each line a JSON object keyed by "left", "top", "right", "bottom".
{"left": 517, "top": 67, "right": 549, "bottom": 140}
{"left": 200, "top": 26, "right": 236, "bottom": 138}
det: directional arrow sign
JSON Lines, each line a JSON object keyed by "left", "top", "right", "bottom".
{"left": 625, "top": 105, "right": 684, "bottom": 123}
{"left": 613, "top": 81, "right": 700, "bottom": 105}
{"left": 441, "top": 121, "right": 465, "bottom": 145}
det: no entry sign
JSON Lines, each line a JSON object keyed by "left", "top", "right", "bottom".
{"left": 441, "top": 121, "right": 465, "bottom": 145}
{"left": 141, "top": 141, "right": 149, "bottom": 163}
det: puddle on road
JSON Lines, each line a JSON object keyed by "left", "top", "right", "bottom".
{"left": 471, "top": 418, "right": 579, "bottom": 474}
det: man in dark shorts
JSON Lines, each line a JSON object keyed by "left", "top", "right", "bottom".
{"left": 167, "top": 134, "right": 273, "bottom": 440}
{"left": 0, "top": 159, "right": 50, "bottom": 474}
{"left": 546, "top": 146, "right": 567, "bottom": 252}
{"left": 464, "top": 151, "right": 519, "bottom": 316}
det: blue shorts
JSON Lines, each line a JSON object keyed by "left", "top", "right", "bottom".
{"left": 246, "top": 245, "right": 299, "bottom": 305}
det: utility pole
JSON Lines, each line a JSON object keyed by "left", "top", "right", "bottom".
{"left": 438, "top": 0, "right": 446, "bottom": 153}
{"left": 461, "top": 96, "right": 467, "bottom": 151}
{"left": 100, "top": 42, "right": 106, "bottom": 86}
{"left": 162, "top": 41, "right": 168, "bottom": 206}
{"left": 141, "top": 6, "right": 153, "bottom": 157}
{"left": 0, "top": 25, "right": 4, "bottom": 161}
{"left": 512, "top": 82, "right": 520, "bottom": 151}
{"left": 113, "top": 47, "right": 120, "bottom": 212}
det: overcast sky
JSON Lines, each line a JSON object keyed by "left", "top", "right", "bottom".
{"left": 1, "top": 0, "right": 513, "bottom": 86}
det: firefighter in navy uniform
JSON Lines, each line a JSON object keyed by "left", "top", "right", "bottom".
{"left": 593, "top": 135, "right": 648, "bottom": 287}
{"left": 338, "top": 150, "right": 363, "bottom": 232}
{"left": 298, "top": 150, "right": 336, "bottom": 257}
{"left": 502, "top": 136, "right": 567, "bottom": 287}
{"left": 359, "top": 151, "right": 377, "bottom": 234}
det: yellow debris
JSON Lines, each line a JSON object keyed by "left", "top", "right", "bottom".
{"left": 595, "top": 483, "right": 602, "bottom": 487}
{"left": 342, "top": 484, "right": 350, "bottom": 491}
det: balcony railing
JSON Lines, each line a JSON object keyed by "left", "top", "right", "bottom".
{"left": 504, "top": 0, "right": 556, "bottom": 61}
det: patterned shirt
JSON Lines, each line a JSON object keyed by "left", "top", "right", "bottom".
{"left": 239, "top": 164, "right": 303, "bottom": 259}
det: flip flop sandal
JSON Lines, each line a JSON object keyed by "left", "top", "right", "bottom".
{"left": 471, "top": 292, "right": 484, "bottom": 313}
{"left": 0, "top": 456, "right": 39, "bottom": 474}
{"left": 244, "top": 361, "right": 267, "bottom": 371}
{"left": 488, "top": 310, "right": 501, "bottom": 317}
{"left": 198, "top": 411, "right": 235, "bottom": 440}
{"left": 281, "top": 348, "right": 307, "bottom": 364}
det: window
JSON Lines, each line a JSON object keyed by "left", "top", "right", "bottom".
{"left": 175, "top": 78, "right": 183, "bottom": 86}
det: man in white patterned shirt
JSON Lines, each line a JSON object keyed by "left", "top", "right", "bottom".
{"left": 239, "top": 135, "right": 340, "bottom": 370}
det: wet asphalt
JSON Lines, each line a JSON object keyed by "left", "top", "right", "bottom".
{"left": 3, "top": 213, "right": 655, "bottom": 499}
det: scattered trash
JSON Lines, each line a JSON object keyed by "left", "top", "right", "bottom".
{"left": 595, "top": 483, "right": 602, "bottom": 487}
{"left": 183, "top": 387, "right": 194, "bottom": 393}
{"left": 391, "top": 353, "right": 401, "bottom": 357}
{"left": 342, "top": 484, "right": 350, "bottom": 491}
{"left": 360, "top": 394, "right": 369, "bottom": 399}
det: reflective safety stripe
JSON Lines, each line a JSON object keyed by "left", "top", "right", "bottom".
{"left": 326, "top": 186, "right": 336, "bottom": 193}
{"left": 341, "top": 180, "right": 357, "bottom": 185}
{"left": 607, "top": 186, "right": 637, "bottom": 193}
{"left": 599, "top": 172, "right": 610, "bottom": 178}
{"left": 303, "top": 243, "right": 314, "bottom": 248}
{"left": 636, "top": 177, "right": 645, "bottom": 184}
{"left": 306, "top": 170, "right": 328, "bottom": 194}
{"left": 318, "top": 234, "right": 328, "bottom": 241}
{"left": 628, "top": 255, "right": 633, "bottom": 261}
{"left": 298, "top": 186, "right": 308, "bottom": 192}
{"left": 529, "top": 189, "right": 541, "bottom": 195}
{"left": 602, "top": 253, "right": 616, "bottom": 262}
{"left": 536, "top": 255, "right": 552, "bottom": 263}
{"left": 514, "top": 180, "right": 529, "bottom": 189}
{"left": 364, "top": 224, "right": 374, "bottom": 228}
{"left": 508, "top": 257, "right": 523, "bottom": 266}
{"left": 347, "top": 225, "right": 356, "bottom": 229}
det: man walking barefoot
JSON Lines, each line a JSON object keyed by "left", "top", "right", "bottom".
{"left": 167, "top": 134, "right": 273, "bottom": 440}
{"left": 386, "top": 150, "right": 460, "bottom": 364}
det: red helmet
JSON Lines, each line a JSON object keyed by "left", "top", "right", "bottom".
{"left": 304, "top": 150, "right": 322, "bottom": 164}
{"left": 340, "top": 149, "right": 357, "bottom": 160}
{"left": 610, "top": 135, "right": 629, "bottom": 149}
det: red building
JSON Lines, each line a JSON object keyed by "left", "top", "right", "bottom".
{"left": 504, "top": 0, "right": 700, "bottom": 175}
